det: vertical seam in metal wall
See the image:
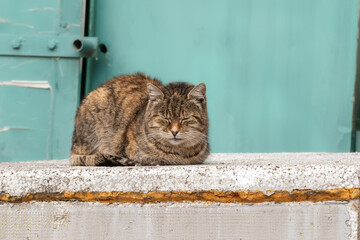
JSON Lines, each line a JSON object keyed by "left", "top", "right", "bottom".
{"left": 82, "top": 0, "right": 96, "bottom": 100}
{"left": 79, "top": 0, "right": 91, "bottom": 102}
{"left": 77, "top": 0, "right": 87, "bottom": 104}
{"left": 351, "top": 0, "right": 360, "bottom": 152}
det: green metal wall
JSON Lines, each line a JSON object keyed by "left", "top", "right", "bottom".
{"left": 88, "top": 0, "right": 359, "bottom": 153}
{"left": 0, "top": 1, "right": 85, "bottom": 161}
{"left": 0, "top": 1, "right": 359, "bottom": 162}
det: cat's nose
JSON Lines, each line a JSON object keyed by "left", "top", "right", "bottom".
{"left": 171, "top": 129, "right": 179, "bottom": 137}
{"left": 170, "top": 126, "right": 179, "bottom": 137}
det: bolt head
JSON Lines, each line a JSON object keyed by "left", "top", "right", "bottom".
{"left": 48, "top": 40, "right": 58, "bottom": 50}
{"left": 12, "top": 39, "right": 22, "bottom": 49}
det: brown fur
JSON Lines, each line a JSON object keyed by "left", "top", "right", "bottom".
{"left": 70, "top": 73, "right": 209, "bottom": 166}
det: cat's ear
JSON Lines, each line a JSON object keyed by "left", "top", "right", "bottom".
{"left": 187, "top": 83, "right": 206, "bottom": 104}
{"left": 147, "top": 83, "right": 164, "bottom": 101}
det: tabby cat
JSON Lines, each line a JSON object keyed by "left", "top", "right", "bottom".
{"left": 70, "top": 73, "right": 209, "bottom": 166}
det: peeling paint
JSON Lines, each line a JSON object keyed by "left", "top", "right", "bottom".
{"left": 62, "top": 23, "right": 81, "bottom": 31}
{"left": 26, "top": 8, "right": 54, "bottom": 12}
{"left": 0, "top": 18, "right": 34, "bottom": 29}
{"left": 0, "top": 127, "right": 30, "bottom": 133}
{"left": 0, "top": 127, "right": 10, "bottom": 132}
{"left": 0, "top": 81, "right": 51, "bottom": 89}
{"left": 0, "top": 188, "right": 359, "bottom": 204}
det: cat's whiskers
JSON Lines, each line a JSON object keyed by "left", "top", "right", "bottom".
{"left": 146, "top": 132, "right": 161, "bottom": 138}
{"left": 184, "top": 131, "right": 209, "bottom": 140}
{"left": 182, "top": 132, "right": 208, "bottom": 146}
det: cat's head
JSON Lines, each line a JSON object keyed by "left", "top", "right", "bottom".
{"left": 145, "top": 82, "right": 208, "bottom": 148}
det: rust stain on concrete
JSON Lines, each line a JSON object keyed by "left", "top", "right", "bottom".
{"left": 0, "top": 188, "right": 359, "bottom": 203}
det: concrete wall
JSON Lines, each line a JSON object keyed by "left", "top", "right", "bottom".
{"left": 1, "top": 153, "right": 360, "bottom": 239}
{"left": 0, "top": 201, "right": 357, "bottom": 240}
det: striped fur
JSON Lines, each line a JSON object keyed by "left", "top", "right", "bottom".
{"left": 70, "top": 73, "right": 209, "bottom": 166}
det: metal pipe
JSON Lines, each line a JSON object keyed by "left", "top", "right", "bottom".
{"left": 73, "top": 37, "right": 98, "bottom": 54}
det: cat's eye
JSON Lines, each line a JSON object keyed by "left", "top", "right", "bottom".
{"left": 180, "top": 116, "right": 193, "bottom": 124}
{"left": 163, "top": 117, "right": 171, "bottom": 124}
{"left": 154, "top": 116, "right": 171, "bottom": 125}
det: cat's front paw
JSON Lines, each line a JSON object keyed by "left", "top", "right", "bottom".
{"left": 102, "top": 154, "right": 137, "bottom": 166}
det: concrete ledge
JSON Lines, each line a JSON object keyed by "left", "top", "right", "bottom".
{"left": 1, "top": 153, "right": 360, "bottom": 239}
{"left": 1, "top": 153, "right": 360, "bottom": 203}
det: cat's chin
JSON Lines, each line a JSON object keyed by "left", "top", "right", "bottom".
{"left": 167, "top": 138, "right": 184, "bottom": 146}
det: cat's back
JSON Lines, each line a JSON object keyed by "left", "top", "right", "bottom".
{"left": 80, "top": 73, "right": 162, "bottom": 112}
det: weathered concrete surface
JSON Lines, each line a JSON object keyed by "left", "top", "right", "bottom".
{"left": 0, "top": 201, "right": 355, "bottom": 240}
{"left": 1, "top": 153, "right": 360, "bottom": 239}
{"left": 1, "top": 153, "right": 360, "bottom": 196}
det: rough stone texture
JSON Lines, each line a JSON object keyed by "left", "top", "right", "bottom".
{"left": 1, "top": 153, "right": 360, "bottom": 196}
{"left": 1, "top": 153, "right": 360, "bottom": 239}
{"left": 0, "top": 201, "right": 354, "bottom": 240}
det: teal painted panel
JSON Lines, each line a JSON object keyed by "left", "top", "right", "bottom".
{"left": 0, "top": 85, "right": 50, "bottom": 130}
{"left": 0, "top": 0, "right": 84, "bottom": 161}
{"left": 0, "top": 0, "right": 57, "bottom": 34}
{"left": 0, "top": 86, "right": 50, "bottom": 161}
{"left": 0, "top": 56, "right": 81, "bottom": 161}
{"left": 89, "top": 0, "right": 359, "bottom": 153}
{"left": 0, "top": 0, "right": 83, "bottom": 35}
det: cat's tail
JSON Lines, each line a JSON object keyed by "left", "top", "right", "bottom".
{"left": 70, "top": 153, "right": 137, "bottom": 166}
